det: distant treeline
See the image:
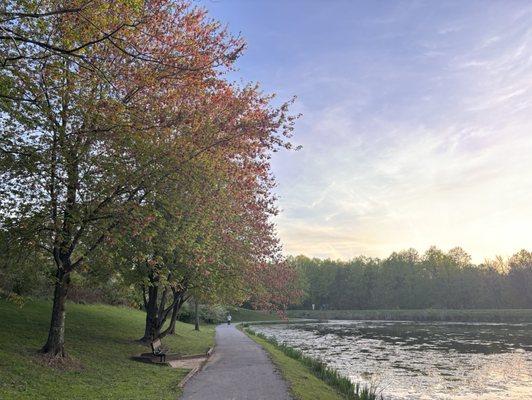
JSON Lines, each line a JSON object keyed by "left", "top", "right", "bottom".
{"left": 289, "top": 248, "right": 532, "bottom": 310}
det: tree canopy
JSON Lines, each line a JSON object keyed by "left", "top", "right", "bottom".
{"left": 291, "top": 248, "right": 532, "bottom": 310}
{"left": 0, "top": 0, "right": 300, "bottom": 356}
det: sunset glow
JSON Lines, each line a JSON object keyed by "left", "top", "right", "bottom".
{"left": 203, "top": 0, "right": 532, "bottom": 261}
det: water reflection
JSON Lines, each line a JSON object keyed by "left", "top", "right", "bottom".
{"left": 252, "top": 321, "right": 532, "bottom": 400}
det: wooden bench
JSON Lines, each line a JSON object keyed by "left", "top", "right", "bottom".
{"left": 151, "top": 339, "right": 166, "bottom": 362}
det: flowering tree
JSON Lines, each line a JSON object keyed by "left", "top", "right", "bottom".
{"left": 104, "top": 82, "right": 301, "bottom": 342}
{"left": 1, "top": 0, "right": 301, "bottom": 357}
{"left": 0, "top": 0, "right": 244, "bottom": 357}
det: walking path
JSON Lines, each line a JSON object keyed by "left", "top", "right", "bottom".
{"left": 181, "top": 324, "right": 292, "bottom": 400}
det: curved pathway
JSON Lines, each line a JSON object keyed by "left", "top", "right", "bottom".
{"left": 181, "top": 324, "right": 292, "bottom": 400}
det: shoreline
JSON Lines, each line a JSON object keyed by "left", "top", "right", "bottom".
{"left": 287, "top": 308, "right": 532, "bottom": 323}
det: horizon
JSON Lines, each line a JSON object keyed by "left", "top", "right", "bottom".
{"left": 285, "top": 246, "right": 525, "bottom": 265}
{"left": 199, "top": 0, "right": 532, "bottom": 263}
{"left": 1, "top": 3, "right": 530, "bottom": 400}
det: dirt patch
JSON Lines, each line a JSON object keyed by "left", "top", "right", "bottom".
{"left": 34, "top": 352, "right": 85, "bottom": 372}
{"left": 168, "top": 356, "right": 206, "bottom": 369}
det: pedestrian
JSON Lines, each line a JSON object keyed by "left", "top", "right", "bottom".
{"left": 227, "top": 313, "right": 232, "bottom": 325}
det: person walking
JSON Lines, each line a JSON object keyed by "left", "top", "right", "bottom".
{"left": 227, "top": 313, "right": 232, "bottom": 325}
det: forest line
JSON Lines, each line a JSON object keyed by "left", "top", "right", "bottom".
{"left": 291, "top": 247, "right": 532, "bottom": 310}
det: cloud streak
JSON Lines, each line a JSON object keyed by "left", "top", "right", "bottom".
{"left": 200, "top": 0, "right": 532, "bottom": 262}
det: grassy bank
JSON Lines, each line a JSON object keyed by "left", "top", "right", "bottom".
{"left": 0, "top": 299, "right": 215, "bottom": 400}
{"left": 287, "top": 308, "right": 532, "bottom": 323}
{"left": 244, "top": 327, "right": 381, "bottom": 400}
{"left": 244, "top": 329, "right": 343, "bottom": 400}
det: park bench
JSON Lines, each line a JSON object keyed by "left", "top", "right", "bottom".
{"left": 150, "top": 339, "right": 166, "bottom": 362}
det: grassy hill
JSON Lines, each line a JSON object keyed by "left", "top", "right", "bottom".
{"left": 0, "top": 299, "right": 214, "bottom": 400}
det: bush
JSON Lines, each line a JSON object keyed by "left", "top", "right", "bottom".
{"left": 178, "top": 302, "right": 227, "bottom": 324}
{"left": 67, "top": 272, "right": 141, "bottom": 308}
{"left": 0, "top": 246, "right": 54, "bottom": 298}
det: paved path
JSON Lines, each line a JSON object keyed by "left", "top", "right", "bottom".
{"left": 181, "top": 324, "right": 292, "bottom": 400}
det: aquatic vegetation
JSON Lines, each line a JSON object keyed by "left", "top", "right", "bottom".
{"left": 288, "top": 309, "right": 532, "bottom": 323}
{"left": 251, "top": 321, "right": 532, "bottom": 400}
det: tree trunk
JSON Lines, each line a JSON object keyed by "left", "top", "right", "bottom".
{"left": 194, "top": 300, "right": 200, "bottom": 331}
{"left": 141, "top": 273, "right": 189, "bottom": 341}
{"left": 167, "top": 296, "right": 182, "bottom": 335}
{"left": 41, "top": 268, "right": 70, "bottom": 356}
{"left": 140, "top": 284, "right": 160, "bottom": 343}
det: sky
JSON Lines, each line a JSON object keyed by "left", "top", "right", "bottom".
{"left": 197, "top": 0, "right": 532, "bottom": 263}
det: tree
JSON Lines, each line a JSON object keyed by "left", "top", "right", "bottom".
{"left": 0, "top": 1, "right": 244, "bottom": 76}
{"left": 89, "top": 76, "right": 299, "bottom": 342}
{"left": 290, "top": 247, "right": 531, "bottom": 311}
{"left": 507, "top": 250, "right": 532, "bottom": 308}
{"left": 0, "top": 0, "right": 245, "bottom": 357}
{"left": 0, "top": 226, "right": 53, "bottom": 297}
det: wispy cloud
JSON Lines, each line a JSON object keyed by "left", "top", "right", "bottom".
{"left": 201, "top": 0, "right": 532, "bottom": 262}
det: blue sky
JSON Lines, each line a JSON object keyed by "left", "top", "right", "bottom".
{"left": 198, "top": 0, "right": 532, "bottom": 262}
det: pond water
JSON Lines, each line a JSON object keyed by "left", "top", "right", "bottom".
{"left": 251, "top": 321, "right": 532, "bottom": 400}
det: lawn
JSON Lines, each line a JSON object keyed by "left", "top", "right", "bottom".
{"left": 0, "top": 299, "right": 215, "bottom": 400}
{"left": 247, "top": 333, "right": 343, "bottom": 400}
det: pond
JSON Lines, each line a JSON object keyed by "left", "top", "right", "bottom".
{"left": 251, "top": 321, "right": 532, "bottom": 400}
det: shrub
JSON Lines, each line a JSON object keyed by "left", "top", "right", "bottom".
{"left": 178, "top": 302, "right": 227, "bottom": 324}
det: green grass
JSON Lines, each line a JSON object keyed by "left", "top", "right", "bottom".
{"left": 287, "top": 308, "right": 532, "bottom": 323}
{"left": 246, "top": 331, "right": 343, "bottom": 400}
{"left": 227, "top": 306, "right": 281, "bottom": 322}
{"left": 0, "top": 298, "right": 215, "bottom": 400}
{"left": 244, "top": 328, "right": 382, "bottom": 400}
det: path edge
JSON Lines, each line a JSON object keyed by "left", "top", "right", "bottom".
{"left": 178, "top": 345, "right": 215, "bottom": 389}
